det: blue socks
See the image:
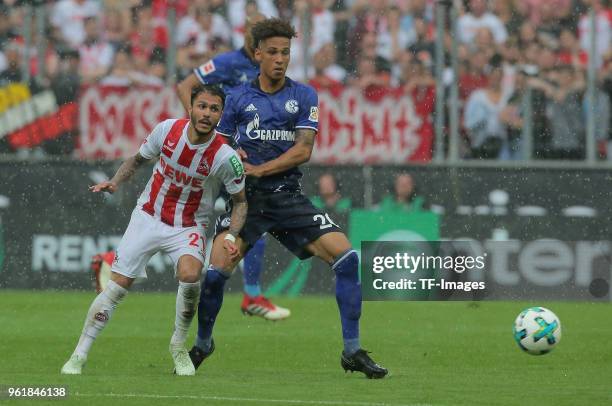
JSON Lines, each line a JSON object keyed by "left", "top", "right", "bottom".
{"left": 243, "top": 237, "right": 266, "bottom": 297}
{"left": 196, "top": 266, "right": 229, "bottom": 351}
{"left": 333, "top": 250, "right": 362, "bottom": 355}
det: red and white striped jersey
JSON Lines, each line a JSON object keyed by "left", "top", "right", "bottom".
{"left": 137, "top": 118, "right": 245, "bottom": 228}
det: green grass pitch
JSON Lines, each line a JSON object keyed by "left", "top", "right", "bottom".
{"left": 0, "top": 290, "right": 610, "bottom": 406}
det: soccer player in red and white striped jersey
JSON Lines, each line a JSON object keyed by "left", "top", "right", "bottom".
{"left": 61, "top": 84, "right": 248, "bottom": 376}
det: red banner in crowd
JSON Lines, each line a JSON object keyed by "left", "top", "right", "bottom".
{"left": 78, "top": 85, "right": 433, "bottom": 162}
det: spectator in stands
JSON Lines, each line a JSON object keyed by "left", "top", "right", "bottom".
{"left": 519, "top": 0, "right": 573, "bottom": 27}
{"left": 129, "top": 2, "right": 168, "bottom": 66}
{"left": 347, "top": 0, "right": 391, "bottom": 64}
{"left": 535, "top": 1, "right": 564, "bottom": 45}
{"left": 378, "top": 173, "right": 426, "bottom": 212}
{"left": 402, "top": 59, "right": 435, "bottom": 161}
{"left": 377, "top": 6, "right": 413, "bottom": 64}
{"left": 600, "top": 51, "right": 612, "bottom": 158}
{"left": 358, "top": 31, "right": 379, "bottom": 61}
{"left": 311, "top": 173, "right": 352, "bottom": 213}
{"left": 522, "top": 41, "right": 541, "bottom": 68}
{"left": 52, "top": 49, "right": 81, "bottom": 105}
{"left": 529, "top": 64, "right": 586, "bottom": 159}
{"left": 473, "top": 27, "right": 497, "bottom": 55}
{"left": 0, "top": 40, "right": 22, "bottom": 85}
{"left": 457, "top": 0, "right": 508, "bottom": 45}
{"left": 499, "top": 68, "right": 526, "bottom": 159}
{"left": 100, "top": 45, "right": 134, "bottom": 86}
{"left": 328, "top": 0, "right": 353, "bottom": 68}
{"left": 518, "top": 21, "right": 537, "bottom": 48}
{"left": 491, "top": 0, "right": 524, "bottom": 36}
{"left": 130, "top": 47, "right": 168, "bottom": 86}
{"left": 51, "top": 0, "right": 101, "bottom": 49}
{"left": 226, "top": 0, "right": 278, "bottom": 48}
{"left": 348, "top": 57, "right": 378, "bottom": 90}
{"left": 0, "top": 4, "right": 16, "bottom": 51}
{"left": 402, "top": 0, "right": 432, "bottom": 40}
{"left": 309, "top": 43, "right": 346, "bottom": 97}
{"left": 79, "top": 17, "right": 114, "bottom": 84}
{"left": 557, "top": 28, "right": 588, "bottom": 67}
{"left": 103, "top": 7, "right": 130, "bottom": 50}
{"left": 464, "top": 55, "right": 512, "bottom": 159}
{"left": 175, "top": 37, "right": 205, "bottom": 81}
{"left": 459, "top": 50, "right": 489, "bottom": 101}
{"left": 176, "top": 4, "right": 231, "bottom": 55}
{"left": 146, "top": 57, "right": 167, "bottom": 86}
{"left": 536, "top": 45, "right": 558, "bottom": 80}
{"left": 502, "top": 66, "right": 552, "bottom": 159}
{"left": 288, "top": 0, "right": 335, "bottom": 81}
{"left": 579, "top": 0, "right": 612, "bottom": 66}
{"left": 407, "top": 17, "right": 435, "bottom": 67}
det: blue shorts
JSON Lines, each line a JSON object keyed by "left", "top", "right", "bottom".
{"left": 215, "top": 190, "right": 342, "bottom": 259}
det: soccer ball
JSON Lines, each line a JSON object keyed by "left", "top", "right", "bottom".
{"left": 513, "top": 307, "right": 562, "bottom": 355}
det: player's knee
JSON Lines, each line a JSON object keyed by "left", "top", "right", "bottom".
{"left": 333, "top": 249, "right": 359, "bottom": 276}
{"left": 110, "top": 272, "right": 134, "bottom": 289}
{"left": 177, "top": 255, "right": 203, "bottom": 282}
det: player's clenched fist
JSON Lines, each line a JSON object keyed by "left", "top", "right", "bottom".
{"left": 89, "top": 181, "right": 118, "bottom": 194}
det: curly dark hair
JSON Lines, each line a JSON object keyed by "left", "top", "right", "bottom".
{"left": 251, "top": 18, "right": 297, "bottom": 48}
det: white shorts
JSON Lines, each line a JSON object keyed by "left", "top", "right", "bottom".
{"left": 112, "top": 209, "right": 206, "bottom": 279}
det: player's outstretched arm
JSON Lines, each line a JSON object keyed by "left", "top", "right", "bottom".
{"left": 177, "top": 73, "right": 201, "bottom": 113}
{"left": 243, "top": 128, "right": 315, "bottom": 177}
{"left": 89, "top": 153, "right": 150, "bottom": 194}
{"left": 224, "top": 188, "right": 248, "bottom": 260}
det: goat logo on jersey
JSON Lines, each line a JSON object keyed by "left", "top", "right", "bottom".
{"left": 196, "top": 157, "right": 210, "bottom": 175}
{"left": 285, "top": 99, "right": 299, "bottom": 114}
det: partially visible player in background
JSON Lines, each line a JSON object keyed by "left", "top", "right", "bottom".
{"left": 90, "top": 251, "right": 114, "bottom": 293}
{"left": 177, "top": 11, "right": 290, "bottom": 321}
{"left": 191, "top": 18, "right": 388, "bottom": 379}
{"left": 61, "top": 85, "right": 247, "bottom": 376}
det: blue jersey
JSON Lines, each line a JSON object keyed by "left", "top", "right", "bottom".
{"left": 216, "top": 77, "right": 319, "bottom": 192}
{"left": 193, "top": 48, "right": 259, "bottom": 93}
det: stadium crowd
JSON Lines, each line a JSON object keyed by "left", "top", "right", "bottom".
{"left": 0, "top": 0, "right": 611, "bottom": 159}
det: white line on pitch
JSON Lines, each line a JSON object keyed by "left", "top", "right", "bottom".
{"left": 74, "top": 392, "right": 436, "bottom": 406}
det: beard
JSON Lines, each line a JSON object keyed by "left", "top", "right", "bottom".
{"left": 190, "top": 113, "right": 214, "bottom": 138}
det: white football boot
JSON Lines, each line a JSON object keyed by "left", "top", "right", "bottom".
{"left": 61, "top": 354, "right": 87, "bottom": 375}
{"left": 170, "top": 344, "right": 195, "bottom": 376}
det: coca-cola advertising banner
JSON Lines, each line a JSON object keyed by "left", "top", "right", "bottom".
{"left": 77, "top": 86, "right": 433, "bottom": 162}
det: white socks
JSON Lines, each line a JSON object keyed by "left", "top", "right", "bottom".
{"left": 74, "top": 280, "right": 128, "bottom": 358}
{"left": 71, "top": 279, "right": 199, "bottom": 358}
{"left": 170, "top": 281, "right": 200, "bottom": 348}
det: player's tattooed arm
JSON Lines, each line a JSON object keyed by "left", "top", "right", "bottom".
{"left": 228, "top": 188, "right": 248, "bottom": 238}
{"left": 90, "top": 153, "right": 150, "bottom": 194}
{"left": 244, "top": 128, "right": 315, "bottom": 177}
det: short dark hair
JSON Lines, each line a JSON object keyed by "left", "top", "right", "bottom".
{"left": 191, "top": 84, "right": 226, "bottom": 107}
{"left": 251, "top": 18, "right": 297, "bottom": 48}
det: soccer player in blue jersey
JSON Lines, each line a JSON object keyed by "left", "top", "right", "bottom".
{"left": 177, "top": 14, "right": 290, "bottom": 322}
{"left": 190, "top": 18, "right": 388, "bottom": 379}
